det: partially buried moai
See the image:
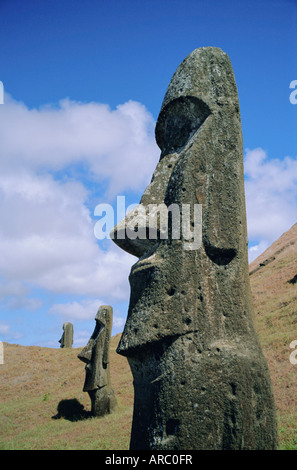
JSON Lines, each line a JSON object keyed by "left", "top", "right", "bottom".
{"left": 78, "top": 306, "right": 117, "bottom": 417}
{"left": 59, "top": 322, "right": 73, "bottom": 348}
{"left": 111, "top": 47, "right": 278, "bottom": 450}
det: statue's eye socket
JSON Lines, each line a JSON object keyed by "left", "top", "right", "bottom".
{"left": 91, "top": 320, "right": 104, "bottom": 341}
{"left": 155, "top": 96, "right": 211, "bottom": 156}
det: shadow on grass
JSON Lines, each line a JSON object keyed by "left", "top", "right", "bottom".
{"left": 52, "top": 398, "right": 91, "bottom": 422}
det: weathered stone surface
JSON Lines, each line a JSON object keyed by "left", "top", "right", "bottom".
{"left": 78, "top": 305, "right": 117, "bottom": 417}
{"left": 112, "top": 47, "right": 278, "bottom": 449}
{"left": 59, "top": 322, "right": 73, "bottom": 348}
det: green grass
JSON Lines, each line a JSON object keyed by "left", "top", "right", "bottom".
{"left": 0, "top": 335, "right": 133, "bottom": 450}
{"left": 250, "top": 236, "right": 297, "bottom": 451}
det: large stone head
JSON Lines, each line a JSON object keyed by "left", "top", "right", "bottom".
{"left": 110, "top": 47, "right": 278, "bottom": 451}
{"left": 112, "top": 47, "right": 250, "bottom": 356}
{"left": 78, "top": 305, "right": 113, "bottom": 391}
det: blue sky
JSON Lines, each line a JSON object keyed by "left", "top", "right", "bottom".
{"left": 0, "top": 0, "right": 296, "bottom": 347}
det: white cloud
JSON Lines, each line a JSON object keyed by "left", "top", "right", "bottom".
{"left": 245, "top": 148, "right": 297, "bottom": 261}
{"left": 0, "top": 95, "right": 159, "bottom": 198}
{"left": 49, "top": 298, "right": 126, "bottom": 325}
{"left": 113, "top": 314, "right": 125, "bottom": 330}
{"left": 0, "top": 95, "right": 153, "bottom": 308}
{"left": 0, "top": 321, "right": 22, "bottom": 341}
{"left": 0, "top": 280, "right": 28, "bottom": 300}
{"left": 73, "top": 330, "right": 93, "bottom": 348}
{"left": 248, "top": 241, "right": 270, "bottom": 263}
{"left": 49, "top": 298, "right": 104, "bottom": 320}
{"left": 0, "top": 322, "right": 10, "bottom": 335}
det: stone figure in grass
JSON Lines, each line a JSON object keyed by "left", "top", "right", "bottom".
{"left": 78, "top": 305, "right": 117, "bottom": 417}
{"left": 111, "top": 47, "right": 278, "bottom": 450}
{"left": 59, "top": 322, "right": 73, "bottom": 348}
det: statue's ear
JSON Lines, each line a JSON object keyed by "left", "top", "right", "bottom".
{"left": 102, "top": 306, "right": 113, "bottom": 364}
{"left": 102, "top": 333, "right": 110, "bottom": 365}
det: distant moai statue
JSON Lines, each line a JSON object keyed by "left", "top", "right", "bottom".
{"left": 111, "top": 47, "right": 278, "bottom": 450}
{"left": 59, "top": 322, "right": 73, "bottom": 348}
{"left": 78, "top": 305, "right": 117, "bottom": 417}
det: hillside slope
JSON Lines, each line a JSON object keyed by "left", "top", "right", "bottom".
{"left": 249, "top": 222, "right": 297, "bottom": 448}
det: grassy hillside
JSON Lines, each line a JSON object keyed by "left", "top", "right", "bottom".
{"left": 0, "top": 334, "right": 133, "bottom": 450}
{"left": 249, "top": 222, "right": 297, "bottom": 450}
{"left": 0, "top": 223, "right": 296, "bottom": 450}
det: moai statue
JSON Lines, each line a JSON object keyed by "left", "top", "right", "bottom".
{"left": 111, "top": 47, "right": 278, "bottom": 450}
{"left": 78, "top": 305, "right": 117, "bottom": 417}
{"left": 59, "top": 322, "right": 73, "bottom": 348}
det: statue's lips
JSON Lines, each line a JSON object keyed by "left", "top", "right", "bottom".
{"left": 130, "top": 247, "right": 161, "bottom": 274}
{"left": 131, "top": 260, "right": 153, "bottom": 273}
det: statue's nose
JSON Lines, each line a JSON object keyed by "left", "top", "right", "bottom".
{"left": 77, "top": 340, "right": 93, "bottom": 364}
{"left": 110, "top": 204, "right": 157, "bottom": 258}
